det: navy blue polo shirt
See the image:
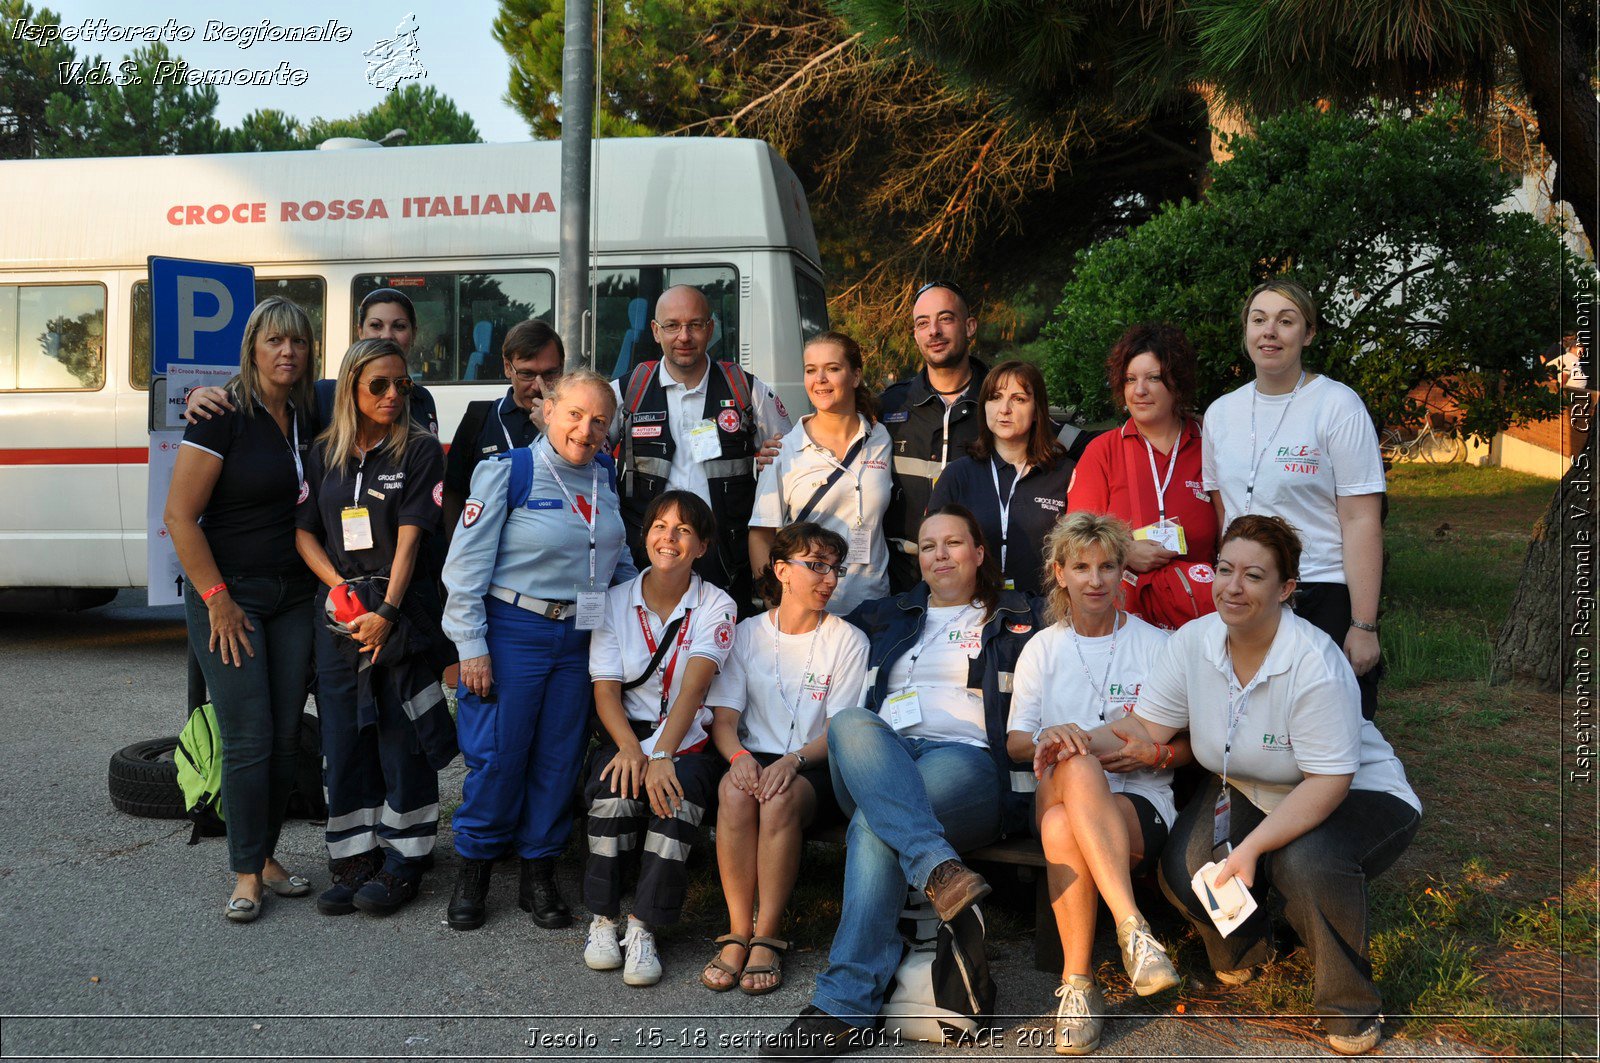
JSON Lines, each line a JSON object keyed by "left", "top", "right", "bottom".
{"left": 296, "top": 435, "right": 446, "bottom": 580}
{"left": 180, "top": 401, "right": 312, "bottom": 577}
{"left": 443, "top": 390, "right": 541, "bottom": 502}
{"left": 927, "top": 453, "right": 1074, "bottom": 597}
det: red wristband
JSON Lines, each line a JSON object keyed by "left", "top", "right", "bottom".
{"left": 200, "top": 582, "right": 227, "bottom": 602}
{"left": 729, "top": 749, "right": 751, "bottom": 764}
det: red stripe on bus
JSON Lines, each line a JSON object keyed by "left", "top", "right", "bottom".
{"left": 0, "top": 447, "right": 150, "bottom": 465}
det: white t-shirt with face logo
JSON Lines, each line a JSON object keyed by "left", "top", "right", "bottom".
{"left": 1200, "top": 375, "right": 1385, "bottom": 583}
{"left": 1136, "top": 610, "right": 1420, "bottom": 814}
{"left": 883, "top": 603, "right": 989, "bottom": 749}
{"left": 1006, "top": 614, "right": 1176, "bottom": 828}
{"left": 707, "top": 611, "right": 870, "bottom": 756}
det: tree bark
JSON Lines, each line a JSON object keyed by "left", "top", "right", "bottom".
{"left": 1492, "top": 416, "right": 1597, "bottom": 691}
{"left": 1510, "top": 8, "right": 1599, "bottom": 250}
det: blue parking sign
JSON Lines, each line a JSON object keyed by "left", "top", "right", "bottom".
{"left": 149, "top": 256, "right": 255, "bottom": 375}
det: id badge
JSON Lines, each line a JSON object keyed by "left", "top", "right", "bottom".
{"left": 340, "top": 506, "right": 374, "bottom": 551}
{"left": 884, "top": 688, "right": 923, "bottom": 731}
{"left": 687, "top": 420, "right": 722, "bottom": 462}
{"left": 575, "top": 590, "right": 606, "bottom": 632}
{"left": 1212, "top": 787, "right": 1232, "bottom": 852}
{"left": 1137, "top": 518, "right": 1186, "bottom": 553}
{"left": 846, "top": 524, "right": 870, "bottom": 566}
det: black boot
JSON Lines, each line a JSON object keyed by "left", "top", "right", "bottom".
{"left": 518, "top": 857, "right": 572, "bottom": 928}
{"left": 447, "top": 858, "right": 493, "bottom": 931}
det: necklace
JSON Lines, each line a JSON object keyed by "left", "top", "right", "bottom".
{"left": 929, "top": 371, "right": 972, "bottom": 396}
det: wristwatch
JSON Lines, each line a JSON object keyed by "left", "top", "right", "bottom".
{"left": 790, "top": 752, "right": 809, "bottom": 769}
{"left": 649, "top": 750, "right": 673, "bottom": 762}
{"left": 1349, "top": 618, "right": 1379, "bottom": 633}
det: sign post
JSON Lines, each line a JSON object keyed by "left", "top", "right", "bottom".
{"left": 146, "top": 257, "right": 255, "bottom": 607}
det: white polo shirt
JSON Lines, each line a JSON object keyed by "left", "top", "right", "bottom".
{"left": 883, "top": 603, "right": 989, "bottom": 749}
{"left": 1201, "top": 375, "right": 1385, "bottom": 583}
{"left": 609, "top": 360, "right": 792, "bottom": 506}
{"left": 751, "top": 414, "right": 894, "bottom": 615}
{"left": 1007, "top": 615, "right": 1177, "bottom": 828}
{"left": 707, "top": 611, "right": 871, "bottom": 756}
{"left": 588, "top": 570, "right": 738, "bottom": 756}
{"left": 1135, "top": 609, "right": 1420, "bottom": 814}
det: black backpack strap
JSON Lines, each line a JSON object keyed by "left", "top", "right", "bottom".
{"left": 620, "top": 615, "right": 686, "bottom": 692}
{"left": 794, "top": 436, "right": 866, "bottom": 525}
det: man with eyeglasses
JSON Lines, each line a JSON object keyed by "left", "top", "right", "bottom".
{"left": 611, "top": 284, "right": 791, "bottom": 611}
{"left": 441, "top": 320, "right": 565, "bottom": 537}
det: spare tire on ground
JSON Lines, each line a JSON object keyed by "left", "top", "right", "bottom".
{"left": 108, "top": 737, "right": 186, "bottom": 819}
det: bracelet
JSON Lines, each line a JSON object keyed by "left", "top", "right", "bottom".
{"left": 729, "top": 749, "right": 751, "bottom": 764}
{"left": 1160, "top": 744, "right": 1176, "bottom": 770}
{"left": 200, "top": 582, "right": 227, "bottom": 602}
{"left": 1349, "top": 618, "right": 1379, "bottom": 633}
{"left": 376, "top": 601, "right": 402, "bottom": 623}
{"left": 1148, "top": 743, "right": 1165, "bottom": 770}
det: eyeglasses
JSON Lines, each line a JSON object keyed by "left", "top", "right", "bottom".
{"left": 781, "top": 557, "right": 846, "bottom": 579}
{"left": 364, "top": 376, "right": 415, "bottom": 397}
{"left": 913, "top": 279, "right": 968, "bottom": 305}
{"left": 511, "top": 367, "right": 563, "bottom": 386}
{"left": 654, "top": 319, "right": 714, "bottom": 337}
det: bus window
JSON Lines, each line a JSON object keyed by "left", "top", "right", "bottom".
{"left": 593, "top": 265, "right": 738, "bottom": 380}
{"left": 795, "top": 268, "right": 828, "bottom": 345}
{"left": 0, "top": 283, "right": 105, "bottom": 391}
{"left": 353, "top": 271, "right": 554, "bottom": 384}
{"left": 131, "top": 277, "right": 326, "bottom": 389}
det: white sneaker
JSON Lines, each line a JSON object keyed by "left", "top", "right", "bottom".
{"left": 1053, "top": 974, "right": 1105, "bottom": 1055}
{"left": 1115, "top": 915, "right": 1179, "bottom": 996}
{"left": 621, "top": 921, "right": 662, "bottom": 986}
{"left": 1328, "top": 1019, "right": 1383, "bottom": 1055}
{"left": 584, "top": 915, "right": 622, "bottom": 970}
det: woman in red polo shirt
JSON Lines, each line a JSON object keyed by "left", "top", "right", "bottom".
{"left": 1066, "top": 324, "right": 1218, "bottom": 629}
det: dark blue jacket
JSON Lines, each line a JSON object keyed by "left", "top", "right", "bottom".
{"left": 845, "top": 584, "right": 1047, "bottom": 836}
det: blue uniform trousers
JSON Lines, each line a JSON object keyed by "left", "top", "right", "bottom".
{"left": 453, "top": 597, "right": 593, "bottom": 860}
{"left": 313, "top": 589, "right": 440, "bottom": 875}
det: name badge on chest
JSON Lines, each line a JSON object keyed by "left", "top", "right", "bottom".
{"left": 575, "top": 590, "right": 606, "bottom": 632}
{"left": 687, "top": 419, "right": 722, "bottom": 462}
{"left": 341, "top": 506, "right": 374, "bottom": 551}
{"left": 884, "top": 688, "right": 923, "bottom": 731}
{"left": 846, "top": 524, "right": 870, "bottom": 566}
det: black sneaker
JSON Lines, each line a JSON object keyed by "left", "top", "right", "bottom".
{"left": 351, "top": 869, "right": 421, "bottom": 916}
{"left": 760, "top": 1005, "right": 865, "bottom": 1060}
{"left": 316, "top": 851, "right": 381, "bottom": 916}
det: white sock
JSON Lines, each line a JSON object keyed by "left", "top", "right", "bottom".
{"left": 627, "top": 916, "right": 649, "bottom": 933}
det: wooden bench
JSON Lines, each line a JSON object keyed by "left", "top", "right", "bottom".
{"left": 806, "top": 824, "right": 1064, "bottom": 972}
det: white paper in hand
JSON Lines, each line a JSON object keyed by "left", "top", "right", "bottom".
{"left": 1191, "top": 860, "right": 1259, "bottom": 938}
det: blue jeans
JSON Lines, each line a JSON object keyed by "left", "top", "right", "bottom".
{"left": 452, "top": 598, "right": 593, "bottom": 860}
{"left": 1159, "top": 774, "right": 1421, "bottom": 1037}
{"left": 813, "top": 708, "right": 1002, "bottom": 1025}
{"left": 183, "top": 574, "right": 315, "bottom": 874}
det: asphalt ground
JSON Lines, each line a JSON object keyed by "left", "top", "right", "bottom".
{"left": 0, "top": 592, "right": 1485, "bottom": 1061}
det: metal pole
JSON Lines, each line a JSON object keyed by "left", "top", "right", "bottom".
{"left": 558, "top": 0, "right": 595, "bottom": 370}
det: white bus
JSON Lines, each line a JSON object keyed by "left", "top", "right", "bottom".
{"left": 0, "top": 137, "right": 829, "bottom": 608}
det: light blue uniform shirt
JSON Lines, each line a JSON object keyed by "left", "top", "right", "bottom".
{"left": 442, "top": 436, "right": 635, "bottom": 660}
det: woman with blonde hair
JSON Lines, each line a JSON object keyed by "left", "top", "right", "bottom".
{"left": 1006, "top": 511, "right": 1183, "bottom": 1054}
{"left": 164, "top": 296, "right": 320, "bottom": 922}
{"left": 295, "top": 339, "right": 450, "bottom": 917}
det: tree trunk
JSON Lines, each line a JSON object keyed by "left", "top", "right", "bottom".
{"left": 1510, "top": 8, "right": 1599, "bottom": 250}
{"left": 1492, "top": 417, "right": 1597, "bottom": 691}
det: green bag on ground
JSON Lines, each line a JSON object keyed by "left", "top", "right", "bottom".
{"left": 174, "top": 702, "right": 226, "bottom": 844}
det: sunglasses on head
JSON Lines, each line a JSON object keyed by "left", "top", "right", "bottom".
{"left": 364, "top": 376, "right": 414, "bottom": 397}
{"left": 913, "top": 279, "right": 968, "bottom": 304}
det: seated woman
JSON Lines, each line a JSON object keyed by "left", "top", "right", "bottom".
{"left": 1007, "top": 512, "right": 1183, "bottom": 1055}
{"left": 764, "top": 505, "right": 1040, "bottom": 1059}
{"left": 1090, "top": 514, "right": 1421, "bottom": 1056}
{"left": 703, "top": 522, "right": 870, "bottom": 995}
{"left": 582, "top": 490, "right": 738, "bottom": 987}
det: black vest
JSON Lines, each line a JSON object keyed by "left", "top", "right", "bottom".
{"left": 618, "top": 361, "right": 759, "bottom": 584}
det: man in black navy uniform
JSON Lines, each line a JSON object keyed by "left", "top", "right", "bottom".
{"left": 609, "top": 284, "right": 790, "bottom": 612}
{"left": 441, "top": 319, "right": 564, "bottom": 536}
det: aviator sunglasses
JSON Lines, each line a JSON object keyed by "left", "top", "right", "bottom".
{"left": 364, "top": 376, "right": 415, "bottom": 397}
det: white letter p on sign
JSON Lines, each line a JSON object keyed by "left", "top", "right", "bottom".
{"left": 176, "top": 276, "right": 233, "bottom": 361}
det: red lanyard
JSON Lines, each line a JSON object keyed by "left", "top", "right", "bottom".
{"left": 636, "top": 605, "right": 694, "bottom": 721}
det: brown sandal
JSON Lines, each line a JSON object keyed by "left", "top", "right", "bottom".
{"left": 700, "top": 934, "right": 749, "bottom": 992}
{"left": 739, "top": 936, "right": 789, "bottom": 996}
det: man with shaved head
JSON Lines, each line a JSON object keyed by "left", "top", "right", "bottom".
{"left": 611, "top": 284, "right": 791, "bottom": 610}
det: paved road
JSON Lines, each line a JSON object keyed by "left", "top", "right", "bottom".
{"left": 0, "top": 592, "right": 1484, "bottom": 1061}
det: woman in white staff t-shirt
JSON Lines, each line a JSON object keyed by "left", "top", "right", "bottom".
{"left": 1200, "top": 279, "right": 1386, "bottom": 719}
{"left": 704, "top": 522, "right": 869, "bottom": 995}
{"left": 1006, "top": 512, "right": 1184, "bottom": 1055}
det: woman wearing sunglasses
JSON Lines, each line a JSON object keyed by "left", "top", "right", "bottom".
{"left": 294, "top": 340, "right": 449, "bottom": 917}
{"left": 702, "top": 522, "right": 869, "bottom": 995}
